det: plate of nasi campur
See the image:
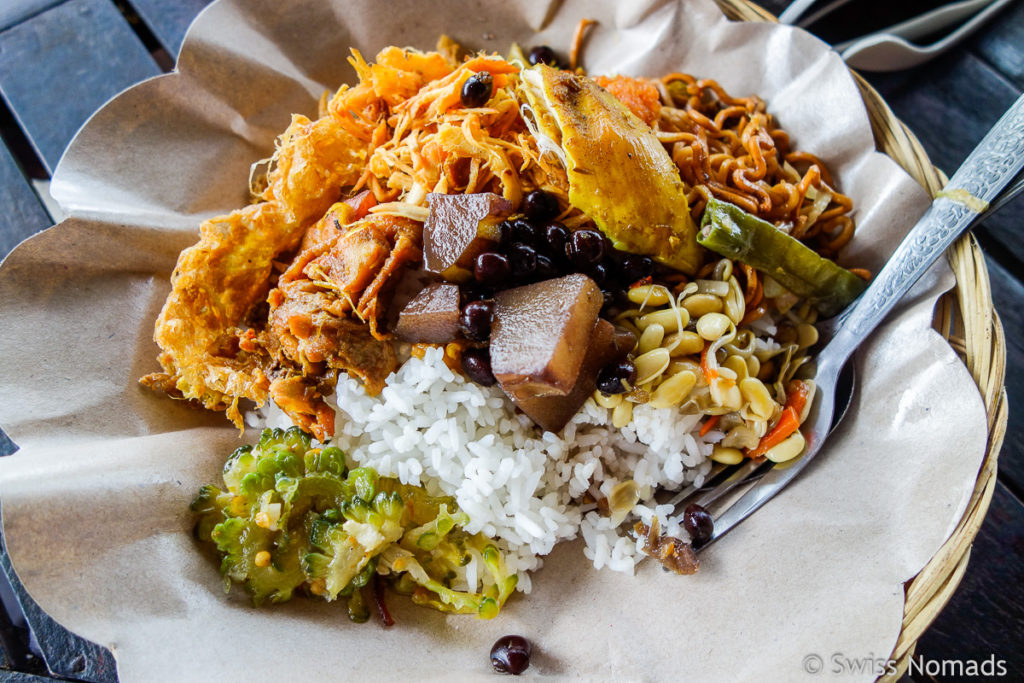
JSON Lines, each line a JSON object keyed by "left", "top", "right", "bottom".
{"left": 169, "top": 32, "right": 867, "bottom": 610}
{"left": 0, "top": 0, "right": 990, "bottom": 680}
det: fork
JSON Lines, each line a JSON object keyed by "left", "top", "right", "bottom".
{"left": 658, "top": 92, "right": 1024, "bottom": 554}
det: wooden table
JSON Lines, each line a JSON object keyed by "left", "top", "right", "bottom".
{"left": 1, "top": 0, "right": 1021, "bottom": 679}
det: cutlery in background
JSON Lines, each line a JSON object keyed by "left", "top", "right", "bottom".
{"left": 780, "top": 0, "right": 1015, "bottom": 71}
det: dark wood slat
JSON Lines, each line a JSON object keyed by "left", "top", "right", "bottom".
{"left": 0, "top": 519, "right": 118, "bottom": 682}
{"left": 975, "top": 193, "right": 1024, "bottom": 275}
{"left": 756, "top": 0, "right": 787, "bottom": 15}
{"left": 713, "top": 3, "right": 1024, "bottom": 271}
{"left": 970, "top": 0, "right": 1024, "bottom": 90}
{"left": 983, "top": 254, "right": 1024, "bottom": 497}
{"left": 0, "top": 142, "right": 50, "bottom": 258}
{"left": 864, "top": 52, "right": 1024, "bottom": 270}
{"left": 0, "top": 620, "right": 13, "bottom": 669}
{"left": 865, "top": 51, "right": 1021, "bottom": 176}
{"left": 0, "top": 429, "right": 15, "bottom": 457}
{"left": 0, "top": 671, "right": 59, "bottom": 682}
{"left": 0, "top": 547, "right": 34, "bottom": 674}
{"left": 912, "top": 483, "right": 1024, "bottom": 679}
{"left": 0, "top": 146, "right": 28, "bottom": 458}
{"left": 0, "top": 0, "right": 61, "bottom": 32}
{"left": 0, "top": 0, "right": 160, "bottom": 173}
{"left": 128, "top": 0, "right": 209, "bottom": 56}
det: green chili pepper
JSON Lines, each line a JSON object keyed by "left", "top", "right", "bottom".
{"left": 697, "top": 198, "right": 867, "bottom": 317}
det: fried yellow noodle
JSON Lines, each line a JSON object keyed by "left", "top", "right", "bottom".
{"left": 656, "top": 73, "right": 856, "bottom": 259}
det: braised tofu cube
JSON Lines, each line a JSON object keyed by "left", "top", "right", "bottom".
{"left": 423, "top": 192, "right": 514, "bottom": 282}
{"left": 508, "top": 319, "right": 631, "bottom": 432}
{"left": 394, "top": 283, "right": 461, "bottom": 344}
{"left": 490, "top": 274, "right": 603, "bottom": 397}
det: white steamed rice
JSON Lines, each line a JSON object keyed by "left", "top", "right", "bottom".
{"left": 258, "top": 345, "right": 717, "bottom": 592}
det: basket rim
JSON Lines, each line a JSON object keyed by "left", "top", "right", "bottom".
{"left": 713, "top": 0, "right": 1007, "bottom": 678}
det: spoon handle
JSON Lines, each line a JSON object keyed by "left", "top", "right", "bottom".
{"left": 826, "top": 92, "right": 1024, "bottom": 361}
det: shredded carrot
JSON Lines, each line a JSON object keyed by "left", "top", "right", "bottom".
{"left": 699, "top": 415, "right": 720, "bottom": 437}
{"left": 848, "top": 267, "right": 872, "bottom": 281}
{"left": 700, "top": 342, "right": 718, "bottom": 382}
{"left": 750, "top": 280, "right": 763, "bottom": 308}
{"left": 785, "top": 379, "right": 810, "bottom": 417}
{"left": 350, "top": 165, "right": 373, "bottom": 194}
{"left": 630, "top": 275, "right": 654, "bottom": 289}
{"left": 741, "top": 264, "right": 763, "bottom": 307}
{"left": 344, "top": 189, "right": 378, "bottom": 219}
{"left": 746, "top": 380, "right": 810, "bottom": 457}
{"left": 747, "top": 407, "right": 799, "bottom": 459}
{"left": 593, "top": 75, "right": 662, "bottom": 125}
{"left": 462, "top": 56, "right": 520, "bottom": 75}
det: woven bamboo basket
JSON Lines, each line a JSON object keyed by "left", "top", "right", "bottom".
{"left": 714, "top": 0, "right": 1008, "bottom": 678}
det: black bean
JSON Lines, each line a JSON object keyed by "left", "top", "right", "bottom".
{"left": 509, "top": 218, "right": 538, "bottom": 247}
{"left": 568, "top": 229, "right": 605, "bottom": 269}
{"left": 602, "top": 233, "right": 616, "bottom": 259}
{"left": 497, "top": 219, "right": 517, "bottom": 249}
{"left": 600, "top": 288, "right": 617, "bottom": 310}
{"left": 588, "top": 262, "right": 609, "bottom": 286}
{"left": 601, "top": 244, "right": 622, "bottom": 270}
{"left": 683, "top": 503, "right": 714, "bottom": 548}
{"left": 462, "top": 347, "right": 497, "bottom": 386}
{"left": 508, "top": 244, "right": 538, "bottom": 281}
{"left": 522, "top": 190, "right": 559, "bottom": 222}
{"left": 460, "top": 300, "right": 494, "bottom": 341}
{"left": 460, "top": 71, "right": 493, "bottom": 108}
{"left": 490, "top": 635, "right": 532, "bottom": 675}
{"left": 527, "top": 45, "right": 559, "bottom": 68}
{"left": 620, "top": 254, "right": 655, "bottom": 284}
{"left": 596, "top": 360, "right": 636, "bottom": 395}
{"left": 534, "top": 254, "right": 558, "bottom": 281}
{"left": 474, "top": 252, "right": 511, "bottom": 287}
{"left": 460, "top": 282, "right": 492, "bottom": 303}
{"left": 543, "top": 222, "right": 571, "bottom": 260}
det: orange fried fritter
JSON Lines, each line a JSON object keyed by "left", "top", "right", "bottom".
{"left": 142, "top": 112, "right": 367, "bottom": 428}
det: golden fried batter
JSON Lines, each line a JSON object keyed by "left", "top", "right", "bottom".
{"left": 142, "top": 112, "right": 368, "bottom": 427}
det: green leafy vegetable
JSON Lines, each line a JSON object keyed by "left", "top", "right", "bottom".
{"left": 192, "top": 426, "right": 515, "bottom": 620}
